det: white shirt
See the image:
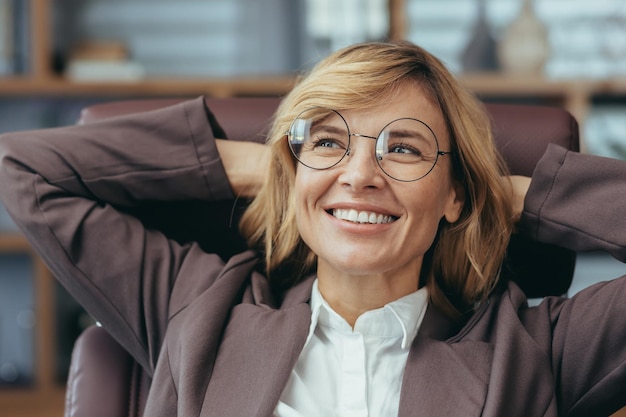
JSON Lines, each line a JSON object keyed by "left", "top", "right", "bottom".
{"left": 274, "top": 279, "right": 429, "bottom": 417}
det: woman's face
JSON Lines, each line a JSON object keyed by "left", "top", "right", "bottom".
{"left": 293, "top": 85, "right": 464, "bottom": 286}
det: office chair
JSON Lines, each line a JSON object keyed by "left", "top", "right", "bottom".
{"left": 64, "top": 96, "right": 579, "bottom": 417}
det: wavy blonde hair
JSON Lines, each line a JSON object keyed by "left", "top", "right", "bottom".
{"left": 240, "top": 41, "right": 514, "bottom": 320}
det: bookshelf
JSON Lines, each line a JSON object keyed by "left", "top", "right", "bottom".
{"left": 1, "top": 1, "right": 624, "bottom": 123}
{"left": 0, "top": 234, "right": 62, "bottom": 417}
{"left": 0, "top": 1, "right": 625, "bottom": 416}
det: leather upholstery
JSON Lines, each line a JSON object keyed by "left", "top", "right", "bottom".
{"left": 65, "top": 326, "right": 149, "bottom": 417}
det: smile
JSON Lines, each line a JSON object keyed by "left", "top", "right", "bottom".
{"left": 331, "top": 209, "right": 397, "bottom": 224}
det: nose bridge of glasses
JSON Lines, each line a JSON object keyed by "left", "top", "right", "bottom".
{"left": 345, "top": 132, "right": 380, "bottom": 161}
{"left": 349, "top": 132, "right": 378, "bottom": 141}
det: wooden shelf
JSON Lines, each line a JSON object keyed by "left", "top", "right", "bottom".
{"left": 0, "top": 75, "right": 297, "bottom": 98}
{"left": 0, "top": 387, "right": 65, "bottom": 417}
{"left": 3, "top": 73, "right": 625, "bottom": 113}
{"left": 3, "top": 72, "right": 626, "bottom": 98}
{"left": 0, "top": 233, "right": 31, "bottom": 252}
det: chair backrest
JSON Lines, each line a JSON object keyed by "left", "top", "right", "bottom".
{"left": 65, "top": 97, "right": 579, "bottom": 417}
{"left": 78, "top": 97, "right": 579, "bottom": 296}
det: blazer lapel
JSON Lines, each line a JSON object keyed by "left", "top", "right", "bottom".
{"left": 398, "top": 305, "right": 494, "bottom": 417}
{"left": 198, "top": 273, "right": 493, "bottom": 417}
{"left": 201, "top": 275, "right": 314, "bottom": 417}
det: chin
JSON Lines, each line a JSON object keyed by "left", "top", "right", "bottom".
{"left": 320, "top": 257, "right": 394, "bottom": 276}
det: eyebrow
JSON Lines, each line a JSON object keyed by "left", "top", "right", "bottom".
{"left": 310, "top": 124, "right": 348, "bottom": 135}
{"left": 384, "top": 128, "right": 433, "bottom": 144}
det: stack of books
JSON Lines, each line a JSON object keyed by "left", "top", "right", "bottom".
{"left": 65, "top": 41, "right": 145, "bottom": 82}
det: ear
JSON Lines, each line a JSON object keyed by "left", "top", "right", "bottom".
{"left": 443, "top": 180, "right": 465, "bottom": 223}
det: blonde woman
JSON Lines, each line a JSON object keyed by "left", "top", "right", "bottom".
{"left": 1, "top": 41, "right": 625, "bottom": 416}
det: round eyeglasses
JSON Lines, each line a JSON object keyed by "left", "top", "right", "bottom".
{"left": 287, "top": 107, "right": 453, "bottom": 182}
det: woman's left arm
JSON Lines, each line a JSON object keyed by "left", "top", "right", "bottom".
{"left": 520, "top": 144, "right": 626, "bottom": 415}
{"left": 520, "top": 144, "right": 626, "bottom": 260}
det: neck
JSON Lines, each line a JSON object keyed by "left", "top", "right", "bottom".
{"left": 316, "top": 265, "right": 421, "bottom": 327}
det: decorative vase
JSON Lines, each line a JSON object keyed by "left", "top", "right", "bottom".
{"left": 497, "top": 0, "right": 550, "bottom": 75}
{"left": 461, "top": 0, "right": 498, "bottom": 73}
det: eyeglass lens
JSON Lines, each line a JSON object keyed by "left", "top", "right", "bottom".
{"left": 288, "top": 107, "right": 442, "bottom": 182}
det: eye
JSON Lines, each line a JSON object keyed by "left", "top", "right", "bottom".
{"left": 315, "top": 137, "right": 344, "bottom": 148}
{"left": 388, "top": 142, "right": 423, "bottom": 156}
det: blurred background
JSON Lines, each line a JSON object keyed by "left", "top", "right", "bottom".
{"left": 1, "top": 0, "right": 626, "bottom": 416}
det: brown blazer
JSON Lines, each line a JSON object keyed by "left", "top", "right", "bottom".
{"left": 0, "top": 98, "right": 625, "bottom": 416}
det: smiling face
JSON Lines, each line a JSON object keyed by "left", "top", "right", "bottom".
{"left": 293, "top": 84, "right": 464, "bottom": 290}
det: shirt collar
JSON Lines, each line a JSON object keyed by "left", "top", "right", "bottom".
{"left": 306, "top": 279, "right": 429, "bottom": 349}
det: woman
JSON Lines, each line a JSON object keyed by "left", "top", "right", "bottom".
{"left": 0, "top": 41, "right": 624, "bottom": 416}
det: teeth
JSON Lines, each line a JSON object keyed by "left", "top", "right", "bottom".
{"left": 332, "top": 209, "right": 395, "bottom": 224}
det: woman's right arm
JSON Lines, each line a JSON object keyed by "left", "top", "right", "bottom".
{"left": 216, "top": 137, "right": 268, "bottom": 197}
{"left": 0, "top": 97, "right": 260, "bottom": 371}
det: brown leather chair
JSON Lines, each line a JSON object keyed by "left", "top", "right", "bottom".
{"left": 63, "top": 97, "right": 580, "bottom": 417}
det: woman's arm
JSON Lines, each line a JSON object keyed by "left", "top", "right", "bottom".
{"left": 521, "top": 144, "right": 626, "bottom": 260}
{"left": 216, "top": 138, "right": 268, "bottom": 197}
{"left": 519, "top": 144, "right": 626, "bottom": 415}
{"left": 0, "top": 97, "right": 259, "bottom": 371}
{"left": 507, "top": 175, "right": 532, "bottom": 224}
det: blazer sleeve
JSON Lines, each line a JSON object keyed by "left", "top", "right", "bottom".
{"left": 520, "top": 144, "right": 626, "bottom": 415}
{"left": 522, "top": 143, "right": 626, "bottom": 260}
{"left": 0, "top": 97, "right": 235, "bottom": 373}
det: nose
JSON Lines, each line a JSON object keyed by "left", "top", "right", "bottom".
{"left": 337, "top": 135, "right": 386, "bottom": 190}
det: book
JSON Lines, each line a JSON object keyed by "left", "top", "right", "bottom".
{"left": 11, "top": 0, "right": 29, "bottom": 74}
{"left": 0, "top": 0, "right": 13, "bottom": 75}
{"left": 70, "top": 41, "right": 129, "bottom": 61}
{"left": 66, "top": 59, "right": 145, "bottom": 82}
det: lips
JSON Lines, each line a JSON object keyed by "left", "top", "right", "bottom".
{"left": 332, "top": 208, "right": 396, "bottom": 224}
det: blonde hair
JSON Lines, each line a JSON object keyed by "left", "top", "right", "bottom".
{"left": 240, "top": 41, "right": 514, "bottom": 320}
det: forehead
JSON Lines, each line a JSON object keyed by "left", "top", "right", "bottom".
{"left": 338, "top": 84, "right": 447, "bottom": 141}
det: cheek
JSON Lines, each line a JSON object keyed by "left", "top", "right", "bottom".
{"left": 294, "top": 168, "right": 329, "bottom": 207}
{"left": 293, "top": 169, "right": 335, "bottom": 248}
{"left": 293, "top": 172, "right": 308, "bottom": 213}
{"left": 293, "top": 189, "right": 306, "bottom": 232}
{"left": 293, "top": 171, "right": 315, "bottom": 234}
{"left": 404, "top": 179, "right": 454, "bottom": 224}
